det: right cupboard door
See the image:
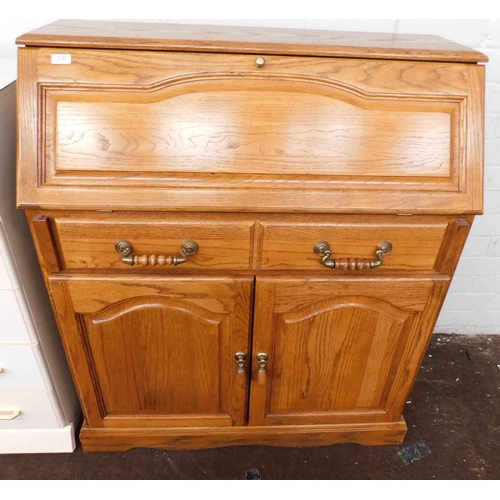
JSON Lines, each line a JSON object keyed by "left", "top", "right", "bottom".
{"left": 249, "top": 277, "right": 449, "bottom": 426}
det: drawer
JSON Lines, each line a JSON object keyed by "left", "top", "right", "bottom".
{"left": 48, "top": 213, "right": 254, "bottom": 271}
{"left": 259, "top": 215, "right": 462, "bottom": 273}
{"left": 0, "top": 391, "right": 60, "bottom": 429}
{"left": 0, "top": 344, "right": 48, "bottom": 391}
{"left": 18, "top": 48, "right": 484, "bottom": 214}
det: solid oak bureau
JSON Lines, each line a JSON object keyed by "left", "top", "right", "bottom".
{"left": 16, "top": 20, "right": 487, "bottom": 452}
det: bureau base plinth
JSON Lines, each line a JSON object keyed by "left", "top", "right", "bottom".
{"left": 79, "top": 419, "right": 408, "bottom": 452}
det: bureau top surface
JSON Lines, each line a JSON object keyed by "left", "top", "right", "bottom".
{"left": 16, "top": 19, "right": 488, "bottom": 63}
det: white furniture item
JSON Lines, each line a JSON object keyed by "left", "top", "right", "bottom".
{"left": 0, "top": 82, "right": 80, "bottom": 454}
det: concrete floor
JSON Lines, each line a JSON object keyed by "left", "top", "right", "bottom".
{"left": 0, "top": 334, "right": 498, "bottom": 480}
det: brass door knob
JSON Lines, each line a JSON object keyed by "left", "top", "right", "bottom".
{"left": 255, "top": 57, "right": 266, "bottom": 68}
{"left": 235, "top": 352, "right": 247, "bottom": 374}
{"left": 256, "top": 353, "right": 269, "bottom": 374}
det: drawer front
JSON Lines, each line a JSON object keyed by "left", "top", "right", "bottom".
{"left": 18, "top": 48, "right": 484, "bottom": 213}
{"left": 0, "top": 391, "right": 60, "bottom": 429}
{"left": 0, "top": 344, "right": 48, "bottom": 391}
{"left": 49, "top": 213, "right": 254, "bottom": 271}
{"left": 259, "top": 216, "right": 460, "bottom": 273}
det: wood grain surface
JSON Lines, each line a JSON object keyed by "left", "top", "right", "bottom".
{"left": 79, "top": 419, "right": 408, "bottom": 451}
{"left": 259, "top": 215, "right": 452, "bottom": 272}
{"left": 16, "top": 20, "right": 487, "bottom": 63}
{"left": 30, "top": 211, "right": 471, "bottom": 276}
{"left": 17, "top": 49, "right": 485, "bottom": 214}
{"left": 50, "top": 276, "right": 253, "bottom": 428}
{"left": 51, "top": 213, "right": 254, "bottom": 271}
{"left": 249, "top": 277, "right": 449, "bottom": 426}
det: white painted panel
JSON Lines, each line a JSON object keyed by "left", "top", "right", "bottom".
{"left": 0, "top": 424, "right": 76, "bottom": 454}
{"left": 0, "top": 344, "right": 48, "bottom": 391}
{"left": 0, "top": 291, "right": 31, "bottom": 344}
{"left": 0, "top": 253, "right": 12, "bottom": 291}
{"left": 0, "top": 390, "right": 60, "bottom": 429}
{"left": 0, "top": 223, "right": 21, "bottom": 291}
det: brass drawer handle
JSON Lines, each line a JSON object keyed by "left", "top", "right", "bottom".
{"left": 314, "top": 241, "right": 393, "bottom": 270}
{"left": 115, "top": 239, "right": 199, "bottom": 267}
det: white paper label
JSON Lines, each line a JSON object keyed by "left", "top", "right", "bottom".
{"left": 51, "top": 54, "right": 72, "bottom": 65}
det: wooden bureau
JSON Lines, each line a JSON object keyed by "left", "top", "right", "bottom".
{"left": 16, "top": 20, "right": 487, "bottom": 452}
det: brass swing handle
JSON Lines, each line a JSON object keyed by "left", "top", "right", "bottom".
{"left": 314, "top": 241, "right": 393, "bottom": 270}
{"left": 115, "top": 239, "right": 199, "bottom": 267}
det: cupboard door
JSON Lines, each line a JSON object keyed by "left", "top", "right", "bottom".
{"left": 50, "top": 276, "right": 253, "bottom": 429}
{"left": 249, "top": 277, "right": 448, "bottom": 426}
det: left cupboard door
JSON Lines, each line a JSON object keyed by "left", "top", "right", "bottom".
{"left": 49, "top": 276, "right": 254, "bottom": 429}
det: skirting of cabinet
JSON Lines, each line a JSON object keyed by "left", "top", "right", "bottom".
{"left": 79, "top": 419, "right": 408, "bottom": 452}
{"left": 0, "top": 424, "right": 76, "bottom": 454}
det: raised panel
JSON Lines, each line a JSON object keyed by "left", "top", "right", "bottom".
{"left": 271, "top": 297, "right": 412, "bottom": 413}
{"left": 46, "top": 80, "right": 456, "bottom": 182}
{"left": 80, "top": 297, "right": 227, "bottom": 417}
{"left": 50, "top": 277, "right": 253, "bottom": 429}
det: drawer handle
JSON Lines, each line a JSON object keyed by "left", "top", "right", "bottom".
{"left": 115, "top": 239, "right": 199, "bottom": 267}
{"left": 0, "top": 410, "right": 21, "bottom": 421}
{"left": 314, "top": 241, "right": 393, "bottom": 270}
